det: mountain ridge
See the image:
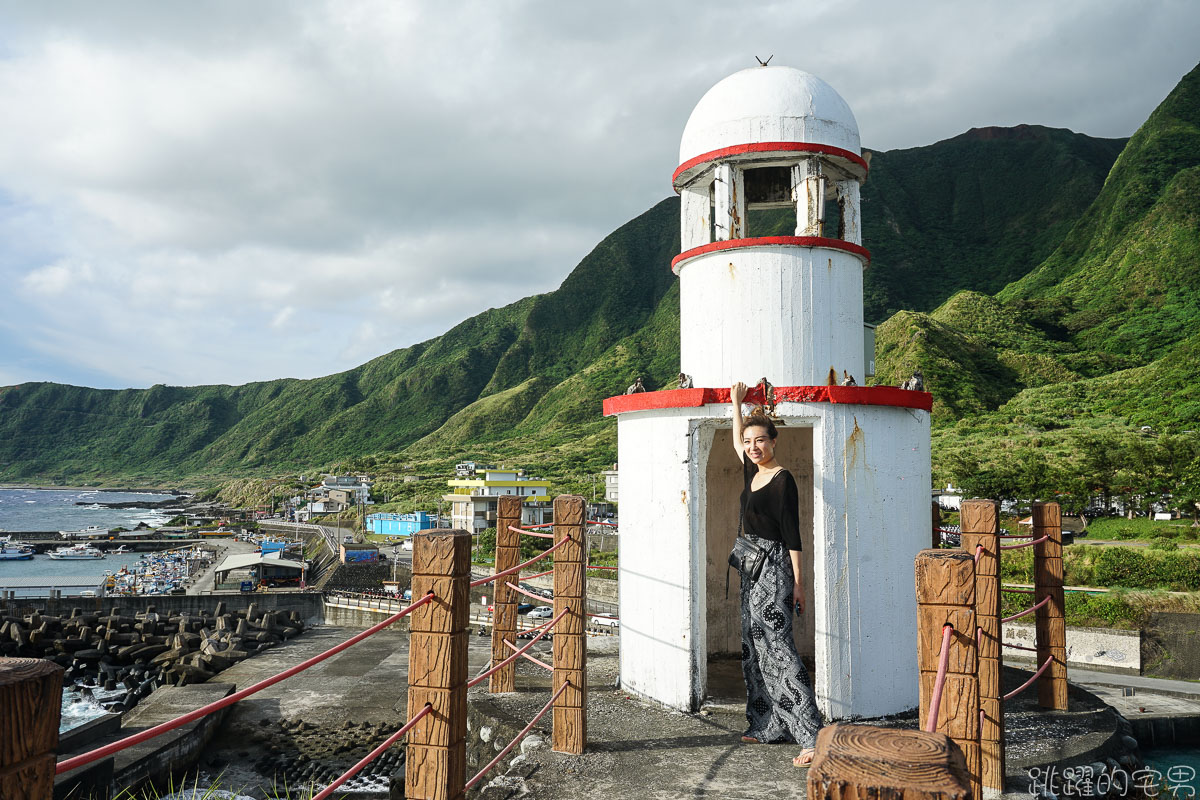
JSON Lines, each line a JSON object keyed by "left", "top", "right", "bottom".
{"left": 2, "top": 85, "right": 1188, "bottom": 486}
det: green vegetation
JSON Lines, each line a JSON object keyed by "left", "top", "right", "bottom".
{"left": 1084, "top": 517, "right": 1200, "bottom": 542}
{"left": 1000, "top": 544, "right": 1200, "bottom": 592}
{"left": 1, "top": 64, "right": 1198, "bottom": 543}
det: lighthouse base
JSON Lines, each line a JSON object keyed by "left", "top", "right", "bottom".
{"left": 610, "top": 391, "right": 931, "bottom": 719}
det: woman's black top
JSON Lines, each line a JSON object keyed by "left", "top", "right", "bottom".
{"left": 740, "top": 455, "right": 802, "bottom": 551}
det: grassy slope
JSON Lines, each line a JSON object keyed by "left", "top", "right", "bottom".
{"left": 0, "top": 95, "right": 1180, "bottom": 486}
{"left": 999, "top": 63, "right": 1200, "bottom": 363}
{"left": 0, "top": 200, "right": 680, "bottom": 484}
{"left": 871, "top": 65, "right": 1200, "bottom": 482}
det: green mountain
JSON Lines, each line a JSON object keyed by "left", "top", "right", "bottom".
{"left": 999, "top": 63, "right": 1200, "bottom": 364}
{"left": 881, "top": 64, "right": 1200, "bottom": 487}
{"left": 5, "top": 64, "right": 1195, "bottom": 487}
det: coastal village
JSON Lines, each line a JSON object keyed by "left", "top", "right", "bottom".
{"left": 1, "top": 7, "right": 1199, "bottom": 800}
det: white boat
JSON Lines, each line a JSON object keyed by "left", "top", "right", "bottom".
{"left": 59, "top": 526, "right": 110, "bottom": 540}
{"left": 0, "top": 537, "right": 35, "bottom": 561}
{"left": 48, "top": 544, "right": 107, "bottom": 560}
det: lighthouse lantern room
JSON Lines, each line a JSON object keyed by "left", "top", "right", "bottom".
{"left": 604, "top": 66, "right": 932, "bottom": 719}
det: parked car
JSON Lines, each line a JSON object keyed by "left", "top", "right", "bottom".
{"left": 591, "top": 614, "right": 620, "bottom": 628}
{"left": 528, "top": 606, "right": 553, "bottom": 619}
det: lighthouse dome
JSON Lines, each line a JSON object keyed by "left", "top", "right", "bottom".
{"left": 679, "top": 66, "right": 861, "bottom": 167}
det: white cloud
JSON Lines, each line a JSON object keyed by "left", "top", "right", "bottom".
{"left": 0, "top": 0, "right": 1197, "bottom": 388}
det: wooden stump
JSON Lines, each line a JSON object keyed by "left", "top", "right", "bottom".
{"left": 1033, "top": 502, "right": 1067, "bottom": 711}
{"left": 490, "top": 495, "right": 522, "bottom": 694}
{"left": 406, "top": 529, "right": 471, "bottom": 800}
{"left": 552, "top": 495, "right": 586, "bottom": 755}
{"left": 915, "top": 549, "right": 981, "bottom": 800}
{"left": 960, "top": 499, "right": 1004, "bottom": 792}
{"left": 0, "top": 657, "right": 64, "bottom": 800}
{"left": 807, "top": 723, "right": 972, "bottom": 800}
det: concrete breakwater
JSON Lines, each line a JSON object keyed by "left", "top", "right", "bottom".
{"left": 0, "top": 598, "right": 314, "bottom": 725}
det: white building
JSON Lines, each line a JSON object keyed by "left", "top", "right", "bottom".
{"left": 600, "top": 465, "right": 619, "bottom": 503}
{"left": 604, "top": 66, "right": 932, "bottom": 718}
{"left": 319, "top": 475, "right": 372, "bottom": 504}
{"left": 444, "top": 467, "right": 552, "bottom": 533}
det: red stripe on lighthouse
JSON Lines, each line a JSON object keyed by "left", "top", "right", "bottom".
{"left": 671, "top": 236, "right": 871, "bottom": 271}
{"left": 672, "top": 141, "right": 869, "bottom": 188}
{"left": 602, "top": 386, "right": 932, "bottom": 416}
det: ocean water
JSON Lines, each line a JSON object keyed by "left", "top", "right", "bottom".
{"left": 1144, "top": 747, "right": 1200, "bottom": 795}
{"left": 0, "top": 488, "right": 177, "bottom": 585}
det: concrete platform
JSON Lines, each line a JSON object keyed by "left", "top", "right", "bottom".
{"left": 156, "top": 625, "right": 1178, "bottom": 799}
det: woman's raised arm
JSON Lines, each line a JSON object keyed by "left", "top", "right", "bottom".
{"left": 731, "top": 381, "right": 748, "bottom": 459}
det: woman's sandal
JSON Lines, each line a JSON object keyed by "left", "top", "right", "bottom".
{"left": 740, "top": 735, "right": 761, "bottom": 743}
{"left": 793, "top": 748, "right": 815, "bottom": 768}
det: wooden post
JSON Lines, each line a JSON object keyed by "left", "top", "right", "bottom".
{"left": 490, "top": 496, "right": 522, "bottom": 694}
{"left": 406, "top": 529, "right": 471, "bottom": 800}
{"left": 960, "top": 499, "right": 1004, "bottom": 793}
{"left": 0, "top": 657, "right": 63, "bottom": 800}
{"left": 932, "top": 502, "right": 942, "bottom": 549}
{"left": 915, "top": 549, "right": 981, "bottom": 800}
{"left": 1033, "top": 502, "right": 1067, "bottom": 710}
{"left": 807, "top": 724, "right": 971, "bottom": 800}
{"left": 552, "top": 495, "right": 587, "bottom": 755}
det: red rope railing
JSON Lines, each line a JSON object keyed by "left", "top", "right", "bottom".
{"left": 311, "top": 703, "right": 433, "bottom": 800}
{"left": 1000, "top": 535, "right": 1049, "bottom": 550}
{"left": 56, "top": 592, "right": 436, "bottom": 774}
{"left": 1003, "top": 656, "right": 1055, "bottom": 701}
{"left": 1000, "top": 595, "right": 1050, "bottom": 623}
{"left": 924, "top": 624, "right": 955, "bottom": 733}
{"left": 503, "top": 639, "right": 553, "bottom": 671}
{"left": 525, "top": 568, "right": 553, "bottom": 580}
{"left": 506, "top": 580, "right": 549, "bottom": 603}
{"left": 464, "top": 682, "right": 570, "bottom": 790}
{"left": 974, "top": 544, "right": 984, "bottom": 563}
{"left": 509, "top": 524, "right": 555, "bottom": 540}
{"left": 471, "top": 536, "right": 571, "bottom": 588}
{"left": 468, "top": 609, "right": 567, "bottom": 688}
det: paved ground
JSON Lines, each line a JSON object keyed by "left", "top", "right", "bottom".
{"left": 187, "top": 539, "right": 258, "bottom": 594}
{"left": 169, "top": 620, "right": 1178, "bottom": 800}
{"left": 1067, "top": 667, "right": 1200, "bottom": 716}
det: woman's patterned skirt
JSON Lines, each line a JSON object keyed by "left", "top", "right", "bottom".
{"left": 739, "top": 536, "right": 823, "bottom": 746}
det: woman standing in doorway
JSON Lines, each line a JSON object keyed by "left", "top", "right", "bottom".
{"left": 731, "top": 381, "right": 822, "bottom": 768}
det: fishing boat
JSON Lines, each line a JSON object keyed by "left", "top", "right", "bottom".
{"left": 59, "top": 526, "right": 111, "bottom": 540}
{"left": 0, "top": 537, "right": 35, "bottom": 561}
{"left": 48, "top": 544, "right": 106, "bottom": 560}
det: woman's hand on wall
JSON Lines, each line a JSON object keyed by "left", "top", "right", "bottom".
{"left": 731, "top": 381, "right": 748, "bottom": 405}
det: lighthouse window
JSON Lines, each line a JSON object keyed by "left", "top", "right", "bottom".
{"left": 743, "top": 166, "right": 792, "bottom": 207}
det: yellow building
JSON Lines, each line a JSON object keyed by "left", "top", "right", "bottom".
{"left": 444, "top": 467, "right": 551, "bottom": 533}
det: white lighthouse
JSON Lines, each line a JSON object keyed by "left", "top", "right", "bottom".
{"left": 604, "top": 66, "right": 932, "bottom": 719}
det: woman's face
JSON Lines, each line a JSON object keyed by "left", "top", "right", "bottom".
{"left": 742, "top": 425, "right": 776, "bottom": 465}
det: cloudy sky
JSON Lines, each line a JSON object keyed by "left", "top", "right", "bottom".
{"left": 1, "top": 1, "right": 1197, "bottom": 390}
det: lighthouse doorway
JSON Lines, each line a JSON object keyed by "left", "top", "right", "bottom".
{"left": 704, "top": 425, "right": 815, "bottom": 677}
